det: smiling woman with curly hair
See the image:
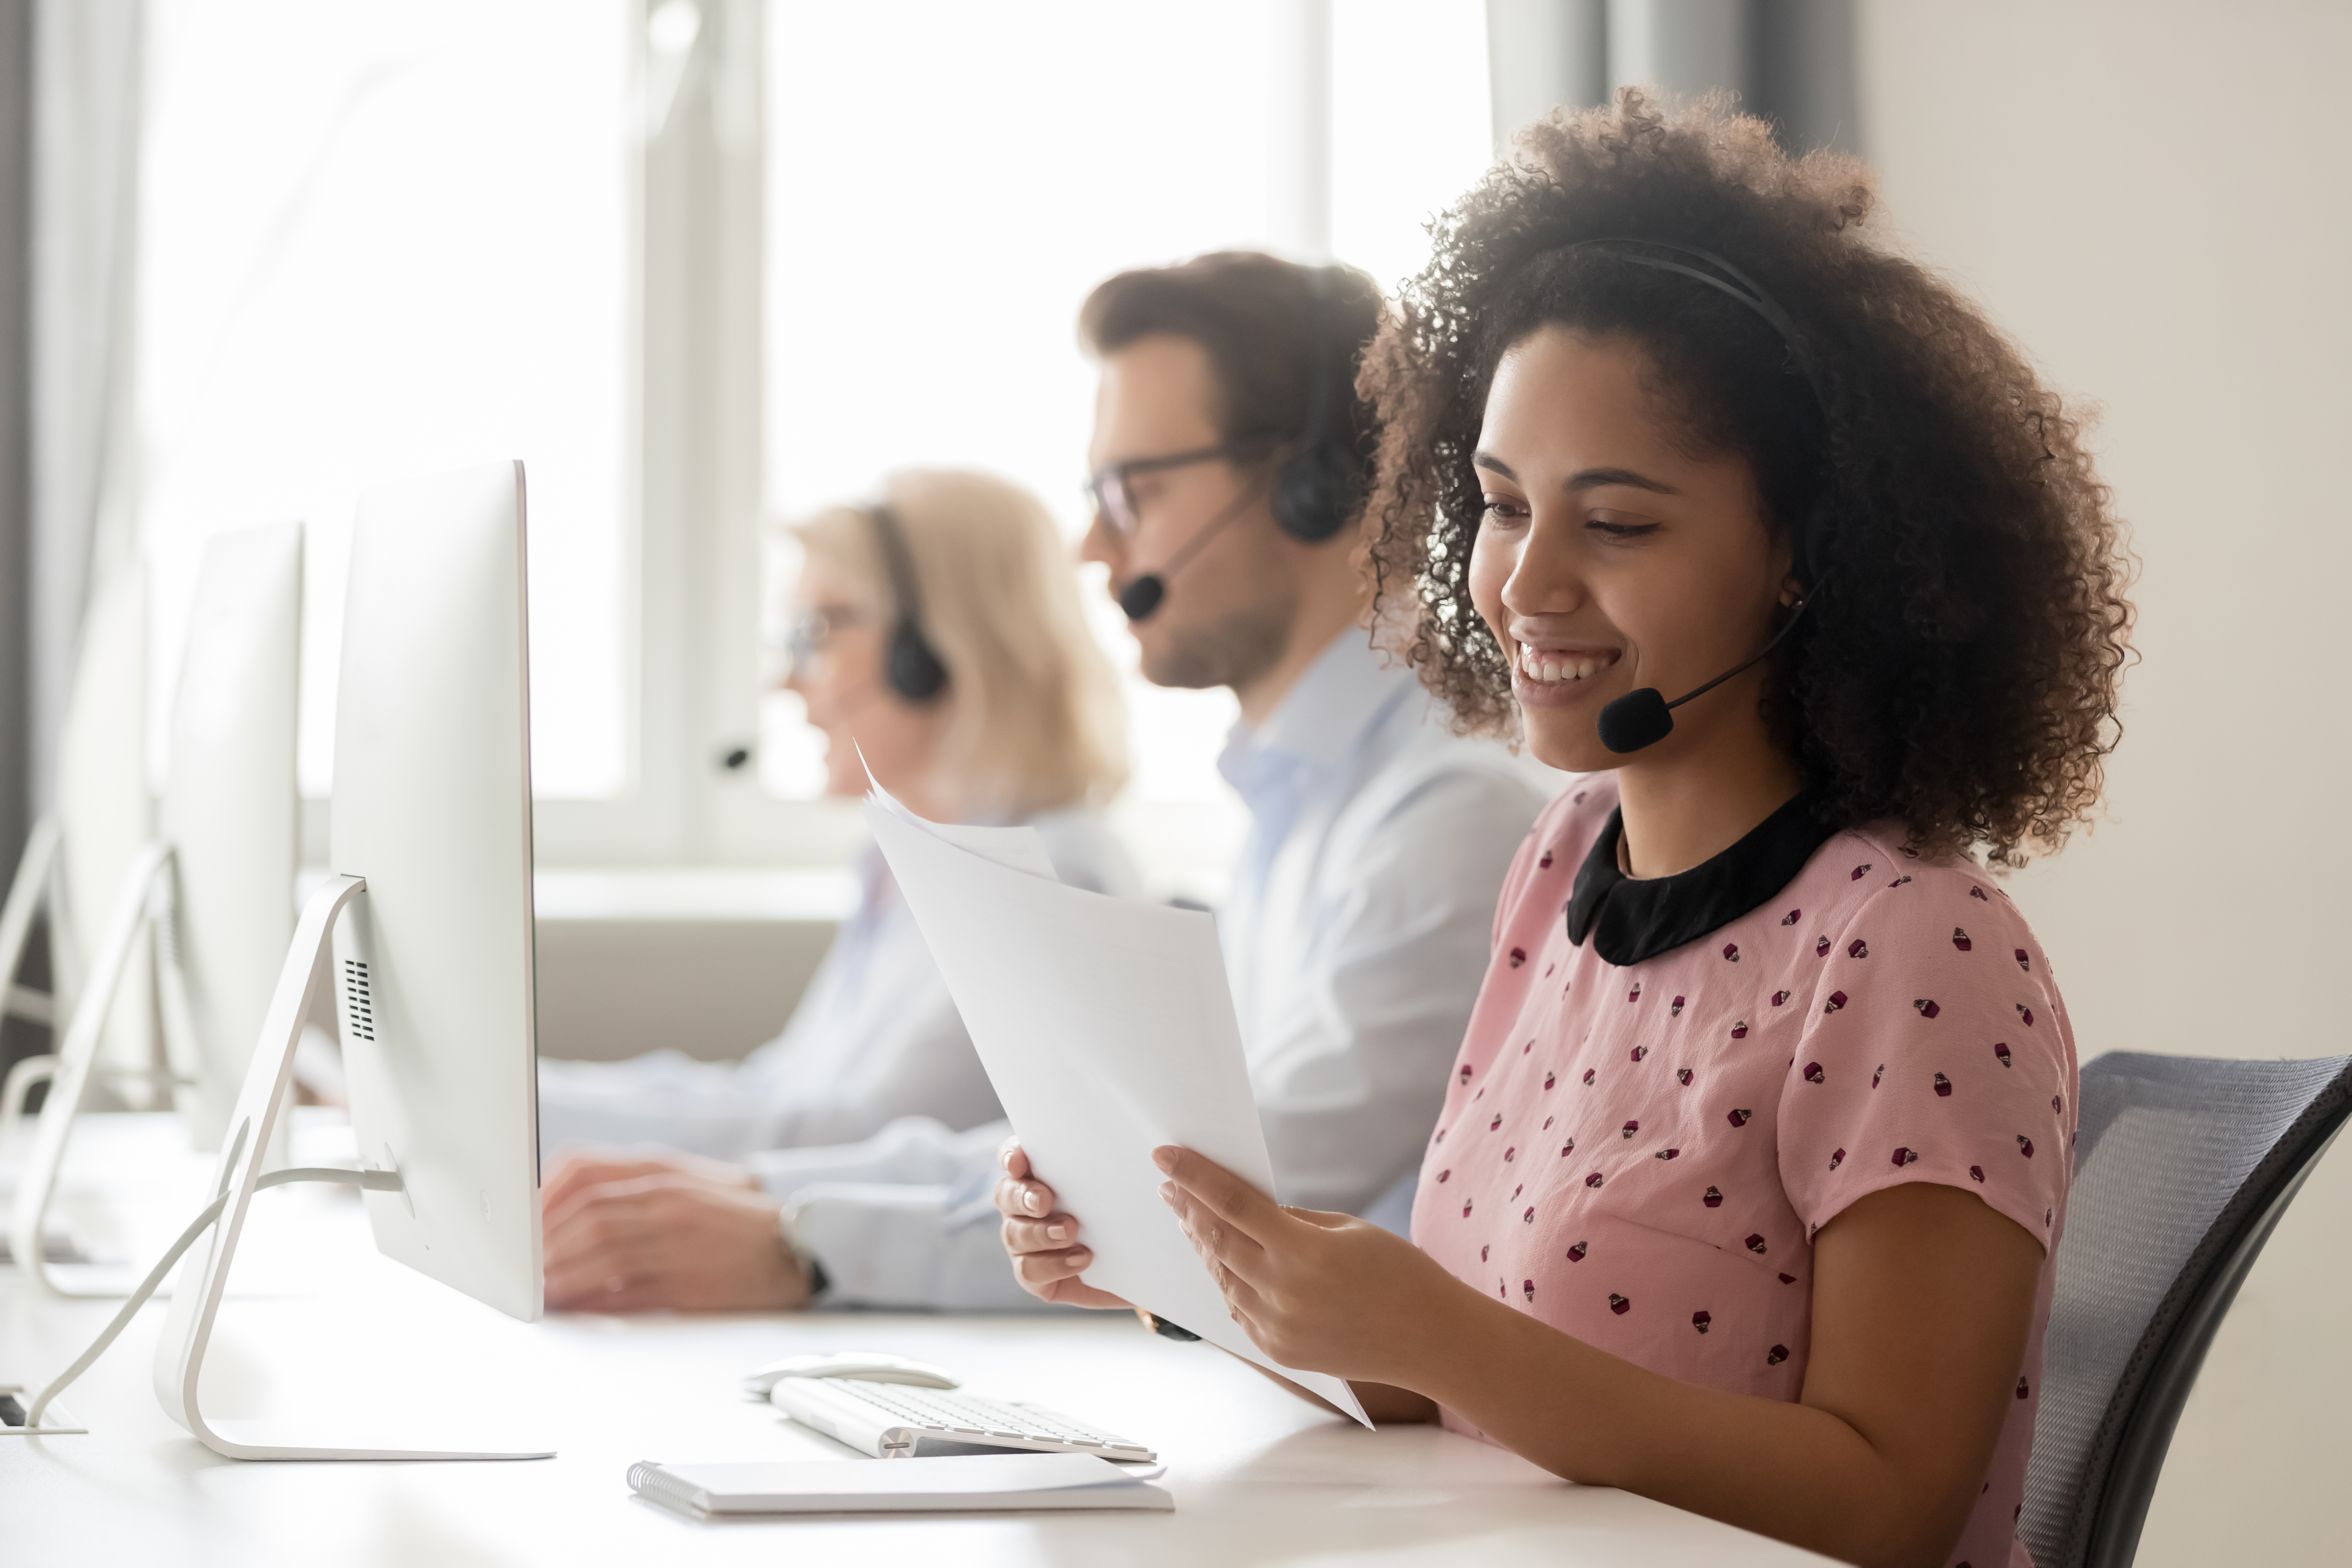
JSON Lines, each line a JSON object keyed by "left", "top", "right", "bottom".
{"left": 1364, "top": 94, "right": 2132, "bottom": 866}
{"left": 996, "top": 90, "right": 2134, "bottom": 1568}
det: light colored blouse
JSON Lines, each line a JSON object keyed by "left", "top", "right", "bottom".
{"left": 534, "top": 809, "right": 1139, "bottom": 1162}
{"left": 1412, "top": 776, "right": 2075, "bottom": 1568}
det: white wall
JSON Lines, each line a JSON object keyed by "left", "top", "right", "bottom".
{"left": 1858, "top": 4, "right": 2352, "bottom": 1561}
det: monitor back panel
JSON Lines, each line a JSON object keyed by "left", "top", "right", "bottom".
{"left": 331, "top": 460, "right": 542, "bottom": 1323}
{"left": 161, "top": 521, "right": 302, "bottom": 1150}
{"left": 52, "top": 564, "right": 153, "bottom": 1076}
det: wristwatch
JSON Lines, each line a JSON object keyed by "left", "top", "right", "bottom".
{"left": 775, "top": 1202, "right": 831, "bottom": 1298}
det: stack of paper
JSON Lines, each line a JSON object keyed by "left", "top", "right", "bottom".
{"left": 628, "top": 1453, "right": 1171, "bottom": 1516}
{"left": 861, "top": 779, "right": 1368, "bottom": 1425}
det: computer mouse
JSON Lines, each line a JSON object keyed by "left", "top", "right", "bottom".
{"left": 740, "top": 1350, "right": 960, "bottom": 1396}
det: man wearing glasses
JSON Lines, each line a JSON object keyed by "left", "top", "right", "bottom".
{"left": 1055, "top": 250, "right": 1545, "bottom": 1227}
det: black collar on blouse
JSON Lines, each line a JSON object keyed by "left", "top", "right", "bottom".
{"left": 1565, "top": 792, "right": 1839, "bottom": 967}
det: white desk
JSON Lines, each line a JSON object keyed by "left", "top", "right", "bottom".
{"left": 2, "top": 1117, "right": 1832, "bottom": 1567}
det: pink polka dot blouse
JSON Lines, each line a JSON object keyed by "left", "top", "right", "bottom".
{"left": 1410, "top": 775, "right": 2077, "bottom": 1568}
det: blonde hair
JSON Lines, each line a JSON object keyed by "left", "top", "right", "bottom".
{"left": 792, "top": 469, "right": 1129, "bottom": 817}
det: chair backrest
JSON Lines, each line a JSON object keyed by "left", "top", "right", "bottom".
{"left": 2022, "top": 1051, "right": 2352, "bottom": 1568}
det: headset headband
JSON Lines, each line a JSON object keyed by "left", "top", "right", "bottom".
{"left": 867, "top": 501, "right": 948, "bottom": 702}
{"left": 867, "top": 503, "right": 927, "bottom": 627}
{"left": 1300, "top": 265, "right": 1335, "bottom": 451}
{"left": 1566, "top": 237, "right": 1828, "bottom": 418}
{"left": 1567, "top": 237, "right": 1832, "bottom": 586}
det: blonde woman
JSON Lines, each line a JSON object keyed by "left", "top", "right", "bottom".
{"left": 537, "top": 469, "right": 1136, "bottom": 1311}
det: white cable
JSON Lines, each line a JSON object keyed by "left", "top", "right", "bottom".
{"left": 18, "top": 1166, "right": 402, "bottom": 1431}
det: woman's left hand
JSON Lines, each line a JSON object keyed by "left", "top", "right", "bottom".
{"left": 1154, "top": 1145, "right": 1467, "bottom": 1386}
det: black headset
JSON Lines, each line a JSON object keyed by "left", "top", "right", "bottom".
{"left": 1562, "top": 238, "right": 1835, "bottom": 753}
{"left": 867, "top": 502, "right": 948, "bottom": 703}
{"left": 1113, "top": 264, "right": 1367, "bottom": 621}
{"left": 1570, "top": 237, "right": 1831, "bottom": 590}
{"left": 1266, "top": 264, "right": 1365, "bottom": 544}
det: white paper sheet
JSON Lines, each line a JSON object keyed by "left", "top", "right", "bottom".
{"left": 861, "top": 781, "right": 1370, "bottom": 1425}
{"left": 861, "top": 762, "right": 1063, "bottom": 880}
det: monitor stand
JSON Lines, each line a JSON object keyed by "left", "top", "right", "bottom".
{"left": 151, "top": 874, "right": 553, "bottom": 1462}
{"left": 0, "top": 815, "right": 62, "bottom": 1033}
{"left": 6, "top": 839, "right": 200, "bottom": 1298}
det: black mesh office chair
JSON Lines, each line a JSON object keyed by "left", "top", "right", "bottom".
{"left": 2020, "top": 1051, "right": 2352, "bottom": 1568}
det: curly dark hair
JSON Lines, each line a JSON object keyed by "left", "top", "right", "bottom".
{"left": 1362, "top": 90, "right": 2134, "bottom": 866}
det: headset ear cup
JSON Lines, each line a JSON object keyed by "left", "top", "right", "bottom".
{"left": 1270, "top": 441, "right": 1360, "bottom": 543}
{"left": 886, "top": 618, "right": 948, "bottom": 703}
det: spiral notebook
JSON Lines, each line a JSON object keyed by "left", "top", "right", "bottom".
{"left": 626, "top": 1453, "right": 1173, "bottom": 1517}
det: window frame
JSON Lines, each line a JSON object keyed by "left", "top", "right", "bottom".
{"left": 538, "top": 0, "right": 1345, "bottom": 877}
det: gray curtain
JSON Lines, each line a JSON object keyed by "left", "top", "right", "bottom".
{"left": 0, "top": 0, "right": 31, "bottom": 1077}
{"left": 1485, "top": 0, "right": 1859, "bottom": 159}
{"left": 0, "top": 0, "right": 141, "bottom": 1079}
{"left": 0, "top": 0, "right": 28, "bottom": 881}
{"left": 29, "top": 0, "right": 143, "bottom": 820}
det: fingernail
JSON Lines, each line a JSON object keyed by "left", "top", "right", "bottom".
{"left": 1159, "top": 1180, "right": 1177, "bottom": 1204}
{"left": 1152, "top": 1147, "right": 1177, "bottom": 1173}
{"left": 1069, "top": 1248, "right": 1091, "bottom": 1264}
{"left": 1024, "top": 1190, "right": 1044, "bottom": 1214}
{"left": 1047, "top": 1223, "right": 1069, "bottom": 1242}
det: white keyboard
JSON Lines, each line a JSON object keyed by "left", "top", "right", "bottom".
{"left": 768, "top": 1377, "right": 1156, "bottom": 1463}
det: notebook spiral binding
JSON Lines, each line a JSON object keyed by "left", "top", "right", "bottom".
{"left": 627, "top": 1461, "right": 700, "bottom": 1514}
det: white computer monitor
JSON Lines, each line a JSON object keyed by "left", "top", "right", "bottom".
{"left": 329, "top": 462, "right": 543, "bottom": 1323}
{"left": 152, "top": 462, "right": 549, "bottom": 1461}
{"left": 6, "top": 524, "right": 301, "bottom": 1293}
{"left": 161, "top": 522, "right": 303, "bottom": 1151}
{"left": 48, "top": 565, "right": 152, "bottom": 1076}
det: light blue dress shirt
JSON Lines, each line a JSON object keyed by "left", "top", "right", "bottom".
{"left": 757, "top": 633, "right": 1548, "bottom": 1309}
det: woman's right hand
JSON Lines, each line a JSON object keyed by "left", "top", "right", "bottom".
{"left": 996, "top": 1136, "right": 1132, "bottom": 1309}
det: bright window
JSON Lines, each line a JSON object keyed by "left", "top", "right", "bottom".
{"left": 1331, "top": 0, "right": 1495, "bottom": 298}
{"left": 761, "top": 1, "right": 1492, "bottom": 831}
{"left": 763, "top": 0, "right": 1272, "bottom": 812}
{"left": 130, "top": 1, "right": 1496, "bottom": 851}
{"left": 135, "top": 0, "right": 633, "bottom": 799}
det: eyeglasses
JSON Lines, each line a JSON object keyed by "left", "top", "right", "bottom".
{"left": 780, "top": 605, "right": 869, "bottom": 677}
{"left": 1083, "top": 441, "right": 1271, "bottom": 542}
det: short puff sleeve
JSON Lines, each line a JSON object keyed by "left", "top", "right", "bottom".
{"left": 1776, "top": 865, "right": 2076, "bottom": 1252}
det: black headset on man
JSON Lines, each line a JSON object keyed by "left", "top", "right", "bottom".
{"left": 870, "top": 266, "right": 1362, "bottom": 706}
{"left": 1112, "top": 264, "right": 1367, "bottom": 624}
